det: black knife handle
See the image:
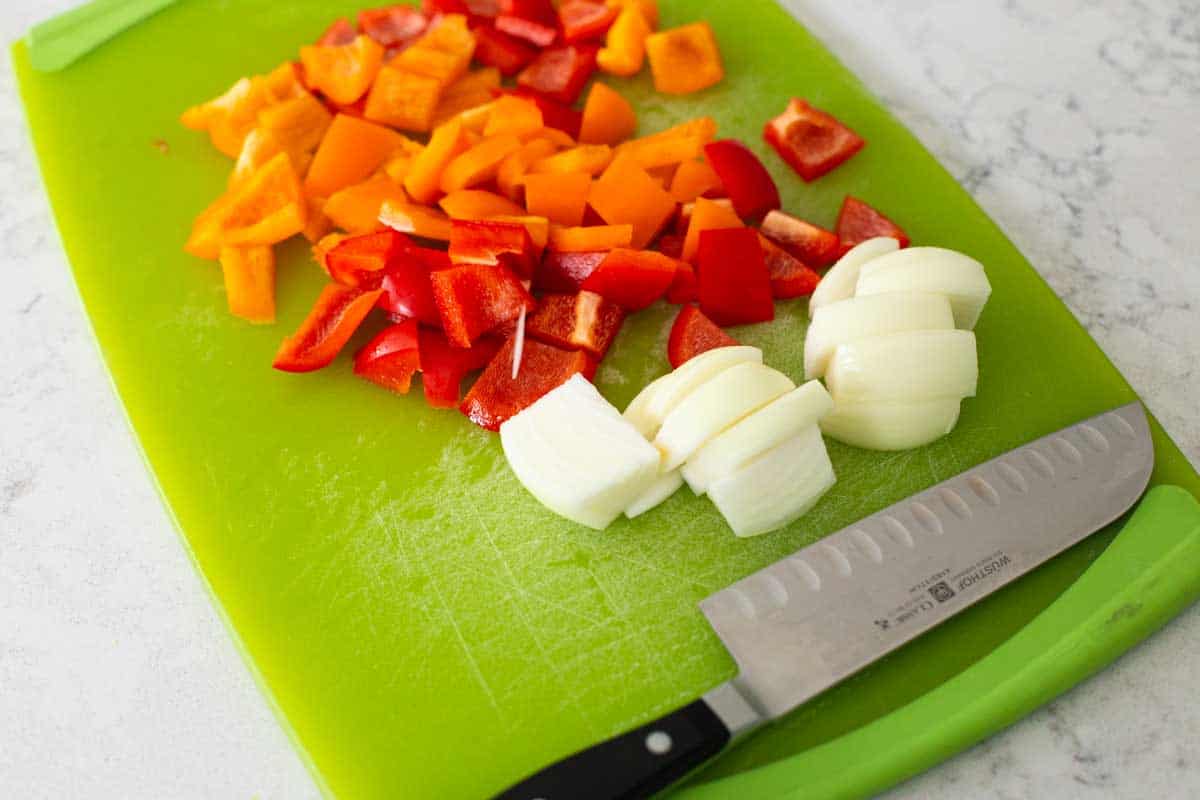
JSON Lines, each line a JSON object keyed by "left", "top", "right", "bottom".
{"left": 494, "top": 699, "right": 731, "bottom": 800}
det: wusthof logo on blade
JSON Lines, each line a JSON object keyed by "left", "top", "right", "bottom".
{"left": 928, "top": 581, "right": 956, "bottom": 603}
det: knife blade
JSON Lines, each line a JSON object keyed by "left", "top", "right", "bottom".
{"left": 496, "top": 401, "right": 1154, "bottom": 800}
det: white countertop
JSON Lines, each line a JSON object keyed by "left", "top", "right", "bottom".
{"left": 2, "top": 0, "right": 1198, "bottom": 797}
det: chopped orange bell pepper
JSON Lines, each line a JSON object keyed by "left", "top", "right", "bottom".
{"left": 379, "top": 200, "right": 453, "bottom": 241}
{"left": 257, "top": 91, "right": 333, "bottom": 155}
{"left": 418, "top": 14, "right": 477, "bottom": 60}
{"left": 230, "top": 129, "right": 289, "bottom": 189}
{"left": 606, "top": 0, "right": 658, "bottom": 29}
{"left": 300, "top": 35, "right": 385, "bottom": 105}
{"left": 624, "top": 116, "right": 718, "bottom": 149}
{"left": 625, "top": 134, "right": 703, "bottom": 169}
{"left": 305, "top": 114, "right": 406, "bottom": 197}
{"left": 439, "top": 189, "right": 527, "bottom": 219}
{"left": 187, "top": 153, "right": 307, "bottom": 258}
{"left": 324, "top": 173, "right": 409, "bottom": 234}
{"left": 579, "top": 82, "right": 637, "bottom": 145}
{"left": 220, "top": 246, "right": 276, "bottom": 323}
{"left": 380, "top": 137, "right": 426, "bottom": 183}
{"left": 523, "top": 172, "right": 592, "bottom": 226}
{"left": 263, "top": 62, "right": 305, "bottom": 103}
{"left": 548, "top": 224, "right": 634, "bottom": 252}
{"left": 303, "top": 196, "right": 334, "bottom": 242}
{"left": 483, "top": 95, "right": 544, "bottom": 139}
{"left": 645, "top": 23, "right": 724, "bottom": 95}
{"left": 588, "top": 152, "right": 678, "bottom": 248}
{"left": 490, "top": 215, "right": 551, "bottom": 250}
{"left": 181, "top": 76, "right": 272, "bottom": 158}
{"left": 404, "top": 117, "right": 469, "bottom": 204}
{"left": 364, "top": 66, "right": 443, "bottom": 132}
{"left": 313, "top": 232, "right": 349, "bottom": 273}
{"left": 391, "top": 45, "right": 470, "bottom": 88}
{"left": 681, "top": 195, "right": 742, "bottom": 261}
{"left": 596, "top": 5, "right": 651, "bottom": 77}
{"left": 496, "top": 138, "right": 559, "bottom": 200}
{"left": 439, "top": 134, "right": 522, "bottom": 193}
{"left": 432, "top": 68, "right": 501, "bottom": 126}
{"left": 670, "top": 158, "right": 724, "bottom": 202}
{"left": 533, "top": 127, "right": 578, "bottom": 148}
{"left": 528, "top": 144, "right": 613, "bottom": 176}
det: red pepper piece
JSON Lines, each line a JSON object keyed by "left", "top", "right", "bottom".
{"left": 836, "top": 196, "right": 910, "bottom": 249}
{"left": 495, "top": 15, "right": 558, "bottom": 47}
{"left": 763, "top": 98, "right": 865, "bottom": 182}
{"left": 473, "top": 27, "right": 537, "bottom": 76}
{"left": 317, "top": 18, "right": 357, "bottom": 46}
{"left": 448, "top": 219, "right": 539, "bottom": 279}
{"left": 418, "top": 327, "right": 503, "bottom": 407}
{"left": 581, "top": 248, "right": 678, "bottom": 311}
{"left": 534, "top": 249, "right": 606, "bottom": 293}
{"left": 759, "top": 234, "right": 820, "bottom": 299}
{"left": 273, "top": 284, "right": 384, "bottom": 372}
{"left": 657, "top": 233, "right": 684, "bottom": 260}
{"left": 326, "top": 230, "right": 412, "bottom": 287}
{"left": 422, "top": 0, "right": 470, "bottom": 14}
{"left": 667, "top": 305, "right": 738, "bottom": 368}
{"left": 460, "top": 335, "right": 596, "bottom": 430}
{"left": 666, "top": 260, "right": 697, "bottom": 304}
{"left": 430, "top": 263, "right": 537, "bottom": 347}
{"left": 493, "top": 88, "right": 583, "bottom": 138}
{"left": 702, "top": 140, "right": 781, "bottom": 221}
{"left": 354, "top": 319, "right": 421, "bottom": 393}
{"left": 358, "top": 6, "right": 429, "bottom": 49}
{"left": 759, "top": 209, "right": 841, "bottom": 268}
{"left": 697, "top": 227, "right": 774, "bottom": 326}
{"left": 377, "top": 246, "right": 450, "bottom": 326}
{"left": 526, "top": 291, "right": 624, "bottom": 359}
{"left": 517, "top": 45, "right": 598, "bottom": 105}
{"left": 559, "top": 1, "right": 618, "bottom": 43}
{"left": 500, "top": 0, "right": 556, "bottom": 20}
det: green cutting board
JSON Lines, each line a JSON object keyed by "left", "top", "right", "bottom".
{"left": 14, "top": 1, "right": 1200, "bottom": 798}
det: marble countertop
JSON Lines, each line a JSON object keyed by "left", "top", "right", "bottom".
{"left": 2, "top": 0, "right": 1197, "bottom": 797}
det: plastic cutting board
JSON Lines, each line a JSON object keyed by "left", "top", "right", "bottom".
{"left": 13, "top": 1, "right": 1200, "bottom": 797}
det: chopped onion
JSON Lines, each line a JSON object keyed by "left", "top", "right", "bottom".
{"left": 855, "top": 247, "right": 992, "bottom": 329}
{"left": 825, "top": 329, "right": 978, "bottom": 404}
{"left": 820, "top": 397, "right": 962, "bottom": 451}
{"left": 808, "top": 237, "right": 900, "bottom": 318}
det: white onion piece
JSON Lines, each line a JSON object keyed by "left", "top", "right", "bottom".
{"left": 683, "top": 380, "right": 833, "bottom": 495}
{"left": 804, "top": 292, "right": 956, "bottom": 380}
{"left": 501, "top": 375, "right": 660, "bottom": 530}
{"left": 855, "top": 247, "right": 992, "bottom": 329}
{"left": 655, "top": 362, "right": 794, "bottom": 471}
{"left": 624, "top": 470, "right": 684, "bottom": 518}
{"left": 825, "top": 330, "right": 978, "bottom": 403}
{"left": 820, "top": 398, "right": 962, "bottom": 451}
{"left": 623, "top": 346, "right": 762, "bottom": 439}
{"left": 808, "top": 237, "right": 900, "bottom": 318}
{"left": 708, "top": 426, "right": 836, "bottom": 538}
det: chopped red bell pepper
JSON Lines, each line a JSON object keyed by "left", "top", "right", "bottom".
{"left": 657, "top": 233, "right": 684, "bottom": 260}
{"left": 354, "top": 319, "right": 421, "bottom": 394}
{"left": 418, "top": 327, "right": 503, "bottom": 407}
{"left": 273, "top": 284, "right": 384, "bottom": 373}
{"left": 759, "top": 234, "right": 821, "bottom": 299}
{"left": 702, "top": 139, "right": 780, "bottom": 221}
{"left": 500, "top": 0, "right": 556, "bottom": 20}
{"left": 376, "top": 246, "right": 450, "bottom": 326}
{"left": 697, "top": 227, "right": 774, "bottom": 326}
{"left": 836, "top": 196, "right": 910, "bottom": 249}
{"left": 666, "top": 260, "right": 697, "bottom": 304}
{"left": 526, "top": 291, "right": 625, "bottom": 359}
{"left": 534, "top": 250, "right": 606, "bottom": 293}
{"left": 448, "top": 219, "right": 539, "bottom": 279}
{"left": 473, "top": 27, "right": 537, "bottom": 76}
{"left": 493, "top": 88, "right": 583, "bottom": 138}
{"left": 495, "top": 15, "right": 559, "bottom": 47}
{"left": 667, "top": 305, "right": 738, "bottom": 368}
{"left": 430, "top": 263, "right": 537, "bottom": 347}
{"left": 759, "top": 209, "right": 841, "bottom": 268}
{"left": 559, "top": 1, "right": 618, "bottom": 43}
{"left": 317, "top": 18, "right": 357, "bottom": 46}
{"left": 581, "top": 248, "right": 678, "bottom": 311}
{"left": 358, "top": 6, "right": 429, "bottom": 49}
{"left": 326, "top": 229, "right": 412, "bottom": 287}
{"left": 517, "top": 45, "right": 598, "bottom": 105}
{"left": 460, "top": 335, "right": 596, "bottom": 430}
{"left": 763, "top": 98, "right": 865, "bottom": 182}
{"left": 422, "top": 0, "right": 470, "bottom": 14}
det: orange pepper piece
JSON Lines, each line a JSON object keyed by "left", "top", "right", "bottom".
{"left": 588, "top": 152, "right": 678, "bottom": 248}
{"left": 257, "top": 91, "right": 333, "bottom": 155}
{"left": 439, "top": 134, "right": 522, "bottom": 193}
{"left": 523, "top": 172, "right": 592, "bottom": 226}
{"left": 324, "top": 173, "right": 409, "bottom": 234}
{"left": 439, "top": 189, "right": 527, "bottom": 219}
{"left": 313, "top": 232, "right": 349, "bottom": 273}
{"left": 300, "top": 35, "right": 385, "bottom": 105}
{"left": 305, "top": 114, "right": 406, "bottom": 198}
{"left": 681, "top": 196, "right": 742, "bottom": 262}
{"left": 533, "top": 127, "right": 577, "bottom": 148}
{"left": 391, "top": 14, "right": 475, "bottom": 86}
{"left": 528, "top": 144, "right": 613, "bottom": 176}
{"left": 645, "top": 22, "right": 724, "bottom": 95}
{"left": 620, "top": 117, "right": 717, "bottom": 153}
{"left": 181, "top": 76, "right": 272, "bottom": 158}
{"left": 489, "top": 215, "right": 551, "bottom": 250}
{"left": 670, "top": 158, "right": 724, "bottom": 202}
{"left": 596, "top": 5, "right": 651, "bottom": 77}
{"left": 579, "top": 83, "right": 637, "bottom": 145}
{"left": 187, "top": 153, "right": 307, "bottom": 258}
{"left": 548, "top": 224, "right": 633, "bottom": 252}
{"left": 418, "top": 14, "right": 477, "bottom": 60}
{"left": 220, "top": 246, "right": 276, "bottom": 323}
{"left": 230, "top": 129, "right": 289, "bottom": 189}
{"left": 303, "top": 196, "right": 334, "bottom": 242}
{"left": 380, "top": 137, "right": 426, "bottom": 183}
{"left": 606, "top": 0, "right": 658, "bottom": 28}
{"left": 404, "top": 118, "right": 469, "bottom": 204}
{"left": 496, "top": 138, "right": 559, "bottom": 201}
{"left": 379, "top": 200, "right": 453, "bottom": 241}
{"left": 432, "top": 68, "right": 501, "bottom": 127}
{"left": 364, "top": 66, "right": 443, "bottom": 132}
{"left": 483, "top": 95, "right": 544, "bottom": 139}
{"left": 263, "top": 62, "right": 305, "bottom": 103}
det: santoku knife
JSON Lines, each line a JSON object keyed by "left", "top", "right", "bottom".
{"left": 497, "top": 402, "right": 1154, "bottom": 800}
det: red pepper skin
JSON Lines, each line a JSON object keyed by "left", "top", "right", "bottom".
{"left": 581, "top": 248, "right": 678, "bottom": 311}
{"left": 697, "top": 227, "right": 775, "bottom": 326}
{"left": 493, "top": 88, "right": 583, "bottom": 138}
{"left": 418, "top": 327, "right": 503, "bottom": 407}
{"left": 273, "top": 285, "right": 384, "bottom": 373}
{"left": 667, "top": 305, "right": 738, "bottom": 368}
{"left": 448, "top": 219, "right": 538, "bottom": 279}
{"left": 665, "top": 260, "right": 697, "bottom": 304}
{"left": 836, "top": 196, "right": 910, "bottom": 249}
{"left": 702, "top": 140, "right": 781, "bottom": 221}
{"left": 354, "top": 320, "right": 421, "bottom": 394}
{"left": 759, "top": 209, "right": 841, "bottom": 268}
{"left": 517, "top": 45, "right": 598, "bottom": 105}
{"left": 473, "top": 26, "right": 537, "bottom": 76}
{"left": 326, "top": 230, "right": 412, "bottom": 287}
{"left": 422, "top": 0, "right": 470, "bottom": 14}
{"left": 358, "top": 6, "right": 429, "bottom": 49}
{"left": 317, "top": 18, "right": 357, "bottom": 46}
{"left": 558, "top": 1, "right": 618, "bottom": 43}
{"left": 495, "top": 15, "right": 558, "bottom": 47}
{"left": 534, "top": 250, "right": 606, "bottom": 293}
{"left": 759, "top": 234, "right": 821, "bottom": 299}
{"left": 460, "top": 335, "right": 596, "bottom": 430}
{"left": 526, "top": 291, "right": 624, "bottom": 359}
{"left": 763, "top": 98, "right": 865, "bottom": 182}
{"left": 376, "top": 246, "right": 450, "bottom": 325}
{"left": 430, "top": 263, "right": 537, "bottom": 347}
